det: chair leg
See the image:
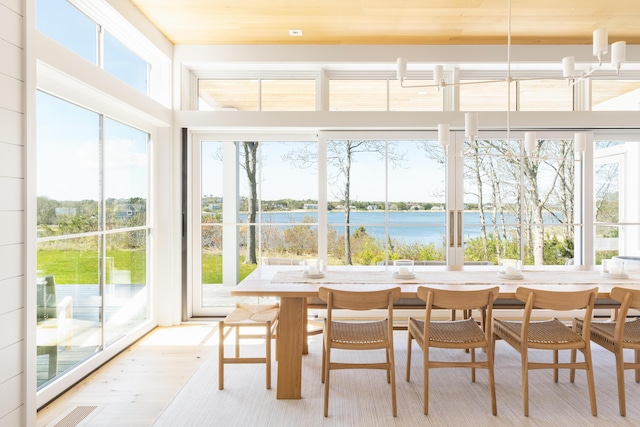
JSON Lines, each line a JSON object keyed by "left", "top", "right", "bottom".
{"left": 386, "top": 347, "right": 391, "bottom": 384}
{"left": 569, "top": 348, "right": 577, "bottom": 383}
{"left": 321, "top": 335, "right": 326, "bottom": 383}
{"left": 488, "top": 340, "right": 497, "bottom": 416}
{"left": 522, "top": 350, "right": 529, "bottom": 417}
{"left": 266, "top": 320, "right": 272, "bottom": 390}
{"left": 471, "top": 348, "right": 476, "bottom": 383}
{"left": 406, "top": 329, "right": 413, "bottom": 382}
{"left": 218, "top": 321, "right": 225, "bottom": 390}
{"left": 389, "top": 343, "right": 397, "bottom": 417}
{"left": 553, "top": 349, "right": 559, "bottom": 383}
{"left": 615, "top": 348, "right": 626, "bottom": 416}
{"left": 324, "top": 346, "right": 331, "bottom": 417}
{"left": 635, "top": 349, "right": 640, "bottom": 383}
{"left": 584, "top": 346, "right": 598, "bottom": 416}
{"left": 423, "top": 343, "right": 430, "bottom": 415}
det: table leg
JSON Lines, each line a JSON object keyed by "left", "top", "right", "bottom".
{"left": 276, "top": 296, "right": 305, "bottom": 399}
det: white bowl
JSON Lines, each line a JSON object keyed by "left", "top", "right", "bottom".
{"left": 613, "top": 256, "right": 640, "bottom": 273}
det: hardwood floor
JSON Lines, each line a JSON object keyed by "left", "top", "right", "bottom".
{"left": 36, "top": 323, "right": 218, "bottom": 427}
{"left": 37, "top": 321, "right": 640, "bottom": 426}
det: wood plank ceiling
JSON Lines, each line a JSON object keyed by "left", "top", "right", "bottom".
{"left": 130, "top": 0, "right": 640, "bottom": 45}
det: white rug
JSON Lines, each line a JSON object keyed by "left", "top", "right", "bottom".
{"left": 152, "top": 329, "right": 640, "bottom": 426}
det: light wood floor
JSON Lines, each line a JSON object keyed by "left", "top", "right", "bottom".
{"left": 38, "top": 322, "right": 640, "bottom": 426}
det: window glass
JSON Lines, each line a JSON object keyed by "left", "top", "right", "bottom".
{"left": 324, "top": 139, "right": 446, "bottom": 265}
{"left": 592, "top": 80, "right": 640, "bottom": 111}
{"left": 104, "top": 118, "right": 148, "bottom": 230}
{"left": 200, "top": 141, "right": 225, "bottom": 307}
{"left": 104, "top": 32, "right": 149, "bottom": 95}
{"left": 389, "top": 80, "right": 443, "bottom": 111}
{"left": 36, "top": 92, "right": 100, "bottom": 236}
{"left": 519, "top": 80, "right": 573, "bottom": 111}
{"left": 261, "top": 80, "right": 316, "bottom": 111}
{"left": 330, "top": 80, "right": 387, "bottom": 111}
{"left": 460, "top": 80, "right": 516, "bottom": 111}
{"left": 36, "top": 0, "right": 97, "bottom": 64}
{"left": 241, "top": 141, "right": 319, "bottom": 262}
{"left": 198, "top": 80, "right": 259, "bottom": 111}
{"left": 36, "top": 91, "right": 150, "bottom": 389}
{"left": 463, "top": 137, "right": 577, "bottom": 265}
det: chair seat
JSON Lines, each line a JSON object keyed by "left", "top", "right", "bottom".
{"left": 223, "top": 303, "right": 279, "bottom": 325}
{"left": 576, "top": 317, "right": 640, "bottom": 349}
{"left": 410, "top": 317, "right": 488, "bottom": 348}
{"left": 494, "top": 318, "right": 586, "bottom": 349}
{"left": 330, "top": 320, "right": 388, "bottom": 346}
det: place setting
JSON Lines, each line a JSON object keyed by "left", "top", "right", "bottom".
{"left": 497, "top": 258, "right": 524, "bottom": 280}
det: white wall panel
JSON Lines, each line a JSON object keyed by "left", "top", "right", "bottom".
{"left": 0, "top": 142, "right": 23, "bottom": 178}
{"left": 0, "top": 376, "right": 22, "bottom": 426}
{"left": 0, "top": 73, "right": 22, "bottom": 112}
{"left": 0, "top": 276, "right": 22, "bottom": 315}
{"left": 0, "top": 309, "right": 22, "bottom": 350}
{"left": 0, "top": 244, "right": 23, "bottom": 282}
{"left": 0, "top": 38, "right": 22, "bottom": 79}
{"left": 0, "top": 0, "right": 23, "bottom": 15}
{"left": 0, "top": 109, "right": 22, "bottom": 145}
{"left": 0, "top": 177, "right": 23, "bottom": 211}
{"left": 0, "top": 3, "right": 21, "bottom": 47}
{"left": 0, "top": 212, "right": 22, "bottom": 246}
{"left": 0, "top": 342, "right": 22, "bottom": 385}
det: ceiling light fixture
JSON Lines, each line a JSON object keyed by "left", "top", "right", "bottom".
{"left": 398, "top": 0, "right": 602, "bottom": 159}
{"left": 289, "top": 29, "right": 303, "bottom": 37}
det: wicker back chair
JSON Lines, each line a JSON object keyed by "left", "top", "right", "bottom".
{"left": 407, "top": 286, "right": 499, "bottom": 415}
{"left": 493, "top": 286, "right": 598, "bottom": 417}
{"left": 318, "top": 286, "right": 401, "bottom": 417}
{"left": 574, "top": 286, "right": 640, "bottom": 416}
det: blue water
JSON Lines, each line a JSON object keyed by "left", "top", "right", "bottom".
{"left": 239, "top": 210, "right": 562, "bottom": 245}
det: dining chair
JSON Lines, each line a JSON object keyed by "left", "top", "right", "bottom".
{"left": 318, "top": 286, "right": 401, "bottom": 417}
{"left": 493, "top": 287, "right": 598, "bottom": 417}
{"left": 573, "top": 286, "right": 640, "bottom": 416}
{"left": 218, "top": 303, "right": 279, "bottom": 390}
{"left": 406, "top": 286, "right": 500, "bottom": 415}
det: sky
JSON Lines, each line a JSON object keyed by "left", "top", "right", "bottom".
{"left": 201, "top": 140, "right": 446, "bottom": 203}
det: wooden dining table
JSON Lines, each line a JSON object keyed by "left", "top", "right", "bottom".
{"left": 230, "top": 264, "right": 640, "bottom": 399}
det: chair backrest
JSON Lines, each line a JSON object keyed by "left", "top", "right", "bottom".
{"left": 610, "top": 287, "right": 640, "bottom": 317}
{"left": 515, "top": 286, "right": 598, "bottom": 331}
{"left": 417, "top": 286, "right": 499, "bottom": 311}
{"left": 37, "top": 275, "right": 57, "bottom": 322}
{"left": 318, "top": 286, "right": 401, "bottom": 311}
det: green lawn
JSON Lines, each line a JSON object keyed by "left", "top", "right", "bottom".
{"left": 38, "top": 249, "right": 256, "bottom": 284}
{"left": 37, "top": 248, "right": 146, "bottom": 284}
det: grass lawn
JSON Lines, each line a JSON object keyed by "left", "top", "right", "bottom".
{"left": 38, "top": 249, "right": 256, "bottom": 284}
{"left": 37, "top": 248, "right": 146, "bottom": 284}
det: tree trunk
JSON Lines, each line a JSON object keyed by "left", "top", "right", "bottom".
{"left": 344, "top": 142, "right": 352, "bottom": 265}
{"left": 244, "top": 142, "right": 259, "bottom": 265}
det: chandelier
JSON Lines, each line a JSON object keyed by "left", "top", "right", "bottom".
{"left": 396, "top": 0, "right": 627, "bottom": 158}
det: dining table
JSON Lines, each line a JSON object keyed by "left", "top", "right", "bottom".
{"left": 230, "top": 264, "right": 640, "bottom": 399}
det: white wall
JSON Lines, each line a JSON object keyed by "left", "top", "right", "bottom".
{"left": 0, "top": 0, "right": 26, "bottom": 425}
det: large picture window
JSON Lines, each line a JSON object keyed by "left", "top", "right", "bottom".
{"left": 36, "top": 92, "right": 150, "bottom": 388}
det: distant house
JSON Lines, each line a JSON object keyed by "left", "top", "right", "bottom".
{"left": 303, "top": 203, "right": 318, "bottom": 209}
{"left": 366, "top": 205, "right": 378, "bottom": 210}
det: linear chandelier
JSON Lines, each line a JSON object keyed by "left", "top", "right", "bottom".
{"left": 396, "top": 0, "right": 626, "bottom": 159}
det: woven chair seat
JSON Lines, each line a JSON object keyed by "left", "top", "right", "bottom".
{"left": 330, "top": 319, "right": 388, "bottom": 345}
{"left": 575, "top": 317, "right": 640, "bottom": 350}
{"left": 223, "top": 303, "right": 279, "bottom": 325}
{"left": 494, "top": 318, "right": 585, "bottom": 349}
{"left": 409, "top": 317, "right": 487, "bottom": 347}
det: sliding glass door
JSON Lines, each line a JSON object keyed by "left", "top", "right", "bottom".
{"left": 188, "top": 129, "right": 638, "bottom": 315}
